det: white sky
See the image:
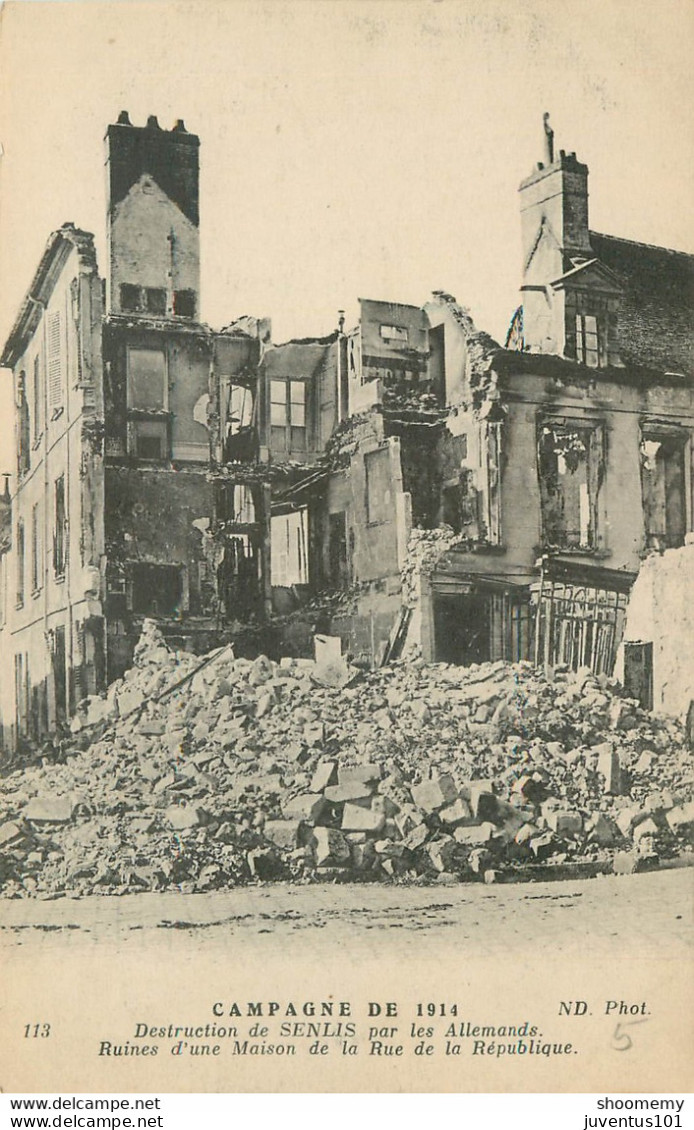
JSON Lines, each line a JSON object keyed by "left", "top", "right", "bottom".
{"left": 1, "top": 0, "right": 693, "bottom": 472}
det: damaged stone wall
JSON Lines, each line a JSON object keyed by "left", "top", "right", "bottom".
{"left": 104, "top": 465, "right": 215, "bottom": 679}
{"left": 617, "top": 541, "right": 694, "bottom": 719}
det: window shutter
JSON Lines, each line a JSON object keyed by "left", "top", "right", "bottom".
{"left": 48, "top": 311, "right": 62, "bottom": 408}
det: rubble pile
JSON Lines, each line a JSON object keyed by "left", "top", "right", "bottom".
{"left": 1, "top": 621, "right": 693, "bottom": 898}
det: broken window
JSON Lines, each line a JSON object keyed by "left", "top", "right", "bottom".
{"left": 270, "top": 379, "right": 307, "bottom": 454}
{"left": 173, "top": 289, "right": 196, "bottom": 318}
{"left": 271, "top": 508, "right": 309, "bottom": 586}
{"left": 442, "top": 471, "right": 476, "bottom": 534}
{"left": 222, "top": 382, "right": 256, "bottom": 461}
{"left": 127, "top": 348, "right": 169, "bottom": 460}
{"left": 538, "top": 421, "right": 603, "bottom": 550}
{"left": 120, "top": 284, "right": 141, "bottom": 312}
{"left": 31, "top": 502, "right": 41, "bottom": 594}
{"left": 54, "top": 475, "right": 66, "bottom": 577}
{"left": 380, "top": 324, "right": 409, "bottom": 344}
{"left": 145, "top": 287, "right": 167, "bottom": 316}
{"left": 640, "top": 430, "right": 687, "bottom": 549}
{"left": 15, "top": 520, "right": 25, "bottom": 606}
{"left": 364, "top": 447, "right": 391, "bottom": 524}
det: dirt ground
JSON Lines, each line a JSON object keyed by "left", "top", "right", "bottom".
{"left": 1, "top": 866, "right": 691, "bottom": 958}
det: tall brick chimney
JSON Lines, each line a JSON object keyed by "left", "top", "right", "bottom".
{"left": 105, "top": 113, "right": 201, "bottom": 318}
{"left": 517, "top": 116, "right": 592, "bottom": 352}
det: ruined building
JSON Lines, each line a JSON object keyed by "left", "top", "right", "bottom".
{"left": 294, "top": 124, "right": 694, "bottom": 677}
{"left": 1, "top": 115, "right": 692, "bottom": 749}
{"left": 0, "top": 114, "right": 273, "bottom": 748}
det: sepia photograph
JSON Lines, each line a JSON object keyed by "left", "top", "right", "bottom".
{"left": 0, "top": 0, "right": 692, "bottom": 1097}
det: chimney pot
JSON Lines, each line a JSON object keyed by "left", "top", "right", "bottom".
{"left": 173, "top": 119, "right": 188, "bottom": 132}
{"left": 146, "top": 115, "right": 161, "bottom": 130}
{"left": 117, "top": 110, "right": 131, "bottom": 125}
{"left": 543, "top": 111, "right": 554, "bottom": 165}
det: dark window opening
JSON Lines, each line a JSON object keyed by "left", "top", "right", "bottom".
{"left": 173, "top": 289, "right": 196, "bottom": 318}
{"left": 146, "top": 287, "right": 167, "bottom": 316}
{"left": 640, "top": 432, "right": 687, "bottom": 549}
{"left": 434, "top": 594, "right": 491, "bottom": 665}
{"left": 31, "top": 502, "right": 41, "bottom": 593}
{"left": 328, "top": 512, "right": 349, "bottom": 588}
{"left": 52, "top": 624, "right": 67, "bottom": 724}
{"left": 54, "top": 475, "right": 66, "bottom": 577}
{"left": 132, "top": 420, "right": 168, "bottom": 461}
{"left": 15, "top": 520, "right": 25, "bottom": 605}
{"left": 129, "top": 563, "right": 183, "bottom": 616}
{"left": 120, "top": 284, "right": 141, "bottom": 312}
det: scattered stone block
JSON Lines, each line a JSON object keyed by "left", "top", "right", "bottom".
{"left": 597, "top": 748, "right": 622, "bottom": 794}
{"left": 404, "top": 823, "right": 430, "bottom": 850}
{"left": 586, "top": 813, "right": 620, "bottom": 846}
{"left": 439, "top": 798, "right": 473, "bottom": 827}
{"left": 545, "top": 810, "right": 583, "bottom": 836}
{"left": 310, "top": 760, "right": 338, "bottom": 793}
{"left": 338, "top": 763, "right": 382, "bottom": 785}
{"left": 613, "top": 850, "right": 639, "bottom": 875}
{"left": 324, "top": 781, "right": 376, "bottom": 804}
{"left": 0, "top": 821, "right": 23, "bottom": 847}
{"left": 666, "top": 802, "right": 694, "bottom": 836}
{"left": 25, "top": 796, "right": 75, "bottom": 823}
{"left": 281, "top": 793, "right": 327, "bottom": 824}
{"left": 341, "top": 804, "right": 386, "bottom": 834}
{"left": 410, "top": 775, "right": 457, "bottom": 813}
{"left": 311, "top": 827, "right": 350, "bottom": 867}
{"left": 453, "top": 822, "right": 494, "bottom": 845}
{"left": 264, "top": 820, "right": 304, "bottom": 851}
{"left": 166, "top": 805, "right": 203, "bottom": 830}
{"left": 425, "top": 838, "right": 458, "bottom": 872}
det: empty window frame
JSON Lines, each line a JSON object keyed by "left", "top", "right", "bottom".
{"left": 537, "top": 421, "right": 604, "bottom": 550}
{"left": 271, "top": 508, "right": 309, "bottom": 586}
{"left": 54, "top": 475, "right": 66, "bottom": 577}
{"left": 364, "top": 447, "right": 391, "bottom": 525}
{"left": 379, "top": 324, "right": 409, "bottom": 344}
{"left": 127, "top": 348, "right": 167, "bottom": 410}
{"left": 640, "top": 430, "right": 688, "bottom": 549}
{"left": 270, "top": 379, "right": 307, "bottom": 453}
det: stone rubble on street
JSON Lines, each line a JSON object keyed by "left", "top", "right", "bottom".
{"left": 1, "top": 620, "right": 692, "bottom": 898}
